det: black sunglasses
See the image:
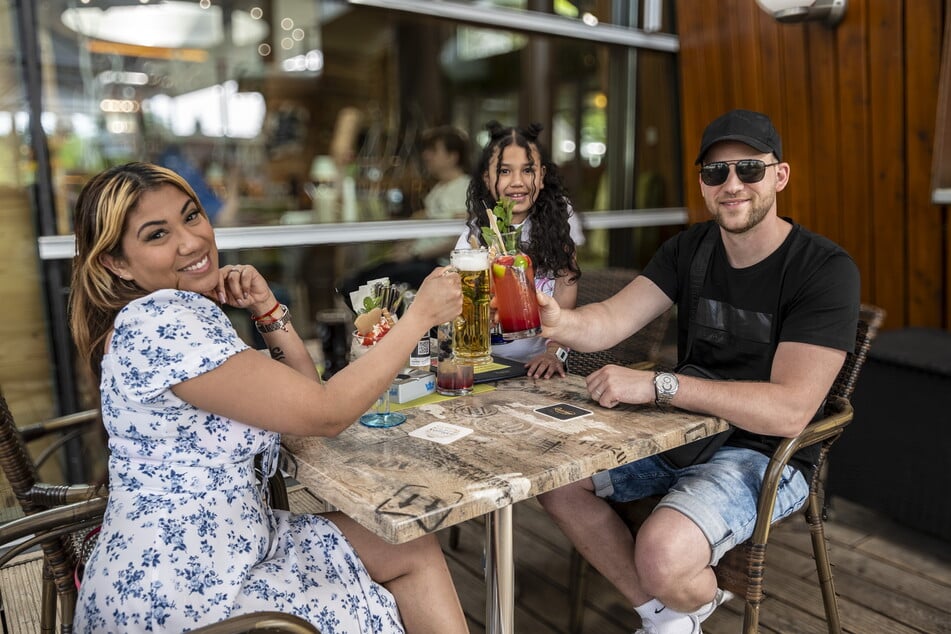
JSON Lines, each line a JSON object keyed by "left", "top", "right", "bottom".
{"left": 699, "top": 159, "right": 779, "bottom": 186}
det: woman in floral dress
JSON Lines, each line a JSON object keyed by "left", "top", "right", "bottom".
{"left": 69, "top": 162, "right": 468, "bottom": 633}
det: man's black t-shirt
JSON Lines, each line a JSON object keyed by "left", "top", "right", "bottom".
{"left": 642, "top": 219, "right": 860, "bottom": 474}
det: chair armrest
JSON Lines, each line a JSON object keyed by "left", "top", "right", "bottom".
{"left": 0, "top": 496, "right": 107, "bottom": 567}
{"left": 19, "top": 409, "right": 102, "bottom": 471}
{"left": 28, "top": 483, "right": 108, "bottom": 506}
{"left": 19, "top": 410, "right": 100, "bottom": 442}
{"left": 751, "top": 396, "right": 853, "bottom": 541}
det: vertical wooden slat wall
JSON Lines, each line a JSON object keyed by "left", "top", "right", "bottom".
{"left": 675, "top": 0, "right": 948, "bottom": 330}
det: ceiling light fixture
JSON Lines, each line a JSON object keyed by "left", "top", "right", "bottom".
{"left": 61, "top": 1, "right": 268, "bottom": 49}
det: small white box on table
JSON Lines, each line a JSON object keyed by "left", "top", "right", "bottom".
{"left": 389, "top": 369, "right": 436, "bottom": 403}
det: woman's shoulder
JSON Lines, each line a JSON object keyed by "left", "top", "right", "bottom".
{"left": 117, "top": 290, "right": 227, "bottom": 333}
{"left": 124, "top": 289, "right": 220, "bottom": 316}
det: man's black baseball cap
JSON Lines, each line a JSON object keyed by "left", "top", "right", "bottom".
{"left": 695, "top": 109, "right": 782, "bottom": 165}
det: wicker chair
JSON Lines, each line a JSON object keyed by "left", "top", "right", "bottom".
{"left": 0, "top": 393, "right": 302, "bottom": 633}
{"left": 566, "top": 267, "right": 673, "bottom": 377}
{"left": 566, "top": 304, "right": 886, "bottom": 634}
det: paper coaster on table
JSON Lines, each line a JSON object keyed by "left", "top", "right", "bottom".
{"left": 409, "top": 422, "right": 474, "bottom": 444}
{"left": 534, "top": 403, "right": 593, "bottom": 421}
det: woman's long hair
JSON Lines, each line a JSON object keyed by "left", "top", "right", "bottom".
{"left": 69, "top": 162, "right": 202, "bottom": 379}
{"left": 464, "top": 121, "right": 580, "bottom": 282}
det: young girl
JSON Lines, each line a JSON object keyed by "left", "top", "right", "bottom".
{"left": 458, "top": 121, "right": 583, "bottom": 378}
{"left": 69, "top": 162, "right": 468, "bottom": 633}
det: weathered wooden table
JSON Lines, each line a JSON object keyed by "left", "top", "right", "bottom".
{"left": 284, "top": 374, "right": 728, "bottom": 634}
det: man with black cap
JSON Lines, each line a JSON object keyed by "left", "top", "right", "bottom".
{"left": 537, "top": 109, "right": 860, "bottom": 633}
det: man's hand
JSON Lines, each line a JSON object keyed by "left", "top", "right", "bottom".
{"left": 584, "top": 364, "right": 655, "bottom": 408}
{"left": 537, "top": 292, "right": 563, "bottom": 339}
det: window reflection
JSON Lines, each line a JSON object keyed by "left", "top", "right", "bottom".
{"left": 21, "top": 0, "right": 678, "bottom": 239}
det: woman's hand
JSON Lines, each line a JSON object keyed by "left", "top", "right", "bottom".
{"left": 409, "top": 267, "right": 463, "bottom": 327}
{"left": 208, "top": 264, "right": 277, "bottom": 315}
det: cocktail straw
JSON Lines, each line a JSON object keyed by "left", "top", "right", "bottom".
{"left": 485, "top": 205, "right": 506, "bottom": 254}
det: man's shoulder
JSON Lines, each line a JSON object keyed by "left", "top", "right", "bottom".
{"left": 786, "top": 221, "right": 856, "bottom": 270}
{"left": 660, "top": 220, "right": 718, "bottom": 255}
{"left": 789, "top": 221, "right": 846, "bottom": 251}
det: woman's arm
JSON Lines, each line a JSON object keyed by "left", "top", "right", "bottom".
{"left": 175, "top": 267, "right": 462, "bottom": 437}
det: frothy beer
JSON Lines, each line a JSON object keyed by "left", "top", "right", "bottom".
{"left": 450, "top": 248, "right": 492, "bottom": 365}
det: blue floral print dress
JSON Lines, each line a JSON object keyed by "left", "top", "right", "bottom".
{"left": 75, "top": 289, "right": 404, "bottom": 633}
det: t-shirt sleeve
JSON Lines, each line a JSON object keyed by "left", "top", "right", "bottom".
{"left": 110, "top": 290, "right": 249, "bottom": 403}
{"left": 779, "top": 251, "right": 860, "bottom": 353}
{"left": 567, "top": 204, "right": 586, "bottom": 247}
{"left": 455, "top": 230, "right": 473, "bottom": 249}
{"left": 642, "top": 226, "right": 698, "bottom": 302}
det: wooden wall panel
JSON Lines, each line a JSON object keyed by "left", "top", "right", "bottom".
{"left": 806, "top": 26, "right": 844, "bottom": 241}
{"left": 778, "top": 26, "right": 815, "bottom": 231}
{"left": 905, "top": 0, "right": 945, "bottom": 326}
{"left": 675, "top": 0, "right": 947, "bottom": 330}
{"left": 867, "top": 0, "right": 907, "bottom": 324}
{"left": 835, "top": 0, "right": 871, "bottom": 277}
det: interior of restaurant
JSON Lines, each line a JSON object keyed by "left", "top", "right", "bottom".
{"left": 1, "top": 0, "right": 683, "bottom": 485}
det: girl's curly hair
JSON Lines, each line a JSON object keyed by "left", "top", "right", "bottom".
{"left": 464, "top": 121, "right": 581, "bottom": 282}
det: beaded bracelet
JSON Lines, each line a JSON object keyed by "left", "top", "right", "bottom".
{"left": 254, "top": 304, "right": 291, "bottom": 333}
{"left": 251, "top": 300, "right": 282, "bottom": 322}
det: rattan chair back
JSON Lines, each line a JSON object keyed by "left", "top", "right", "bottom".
{"left": 567, "top": 268, "right": 673, "bottom": 376}
{"left": 0, "top": 395, "right": 297, "bottom": 632}
{"left": 0, "top": 392, "right": 104, "bottom": 630}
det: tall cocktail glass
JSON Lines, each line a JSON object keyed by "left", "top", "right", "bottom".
{"left": 450, "top": 248, "right": 492, "bottom": 365}
{"left": 491, "top": 232, "right": 541, "bottom": 340}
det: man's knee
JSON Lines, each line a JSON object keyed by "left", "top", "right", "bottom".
{"left": 634, "top": 510, "right": 711, "bottom": 595}
{"left": 537, "top": 478, "right": 592, "bottom": 517}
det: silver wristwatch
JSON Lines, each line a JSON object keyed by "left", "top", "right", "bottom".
{"left": 653, "top": 371, "right": 679, "bottom": 406}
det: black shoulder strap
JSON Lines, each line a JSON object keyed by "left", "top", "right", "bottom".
{"left": 683, "top": 224, "right": 719, "bottom": 361}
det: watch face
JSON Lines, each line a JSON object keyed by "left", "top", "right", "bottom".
{"left": 654, "top": 372, "right": 678, "bottom": 404}
{"left": 555, "top": 348, "right": 568, "bottom": 363}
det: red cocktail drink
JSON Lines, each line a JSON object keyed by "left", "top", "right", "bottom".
{"left": 491, "top": 253, "right": 541, "bottom": 340}
{"left": 436, "top": 360, "right": 474, "bottom": 395}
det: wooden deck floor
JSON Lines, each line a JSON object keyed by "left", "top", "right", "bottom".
{"left": 437, "top": 496, "right": 951, "bottom": 634}
{"left": 2, "top": 485, "right": 948, "bottom": 633}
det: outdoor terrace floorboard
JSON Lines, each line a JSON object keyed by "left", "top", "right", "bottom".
{"left": 436, "top": 496, "right": 951, "bottom": 634}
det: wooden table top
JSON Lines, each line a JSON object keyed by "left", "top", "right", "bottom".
{"left": 283, "top": 374, "right": 729, "bottom": 543}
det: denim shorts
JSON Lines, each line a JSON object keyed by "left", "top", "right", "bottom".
{"left": 590, "top": 446, "right": 809, "bottom": 564}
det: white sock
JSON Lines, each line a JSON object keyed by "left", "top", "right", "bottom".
{"left": 692, "top": 588, "right": 734, "bottom": 623}
{"left": 634, "top": 598, "right": 697, "bottom": 634}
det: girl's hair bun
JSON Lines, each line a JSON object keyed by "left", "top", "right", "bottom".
{"left": 485, "top": 120, "right": 506, "bottom": 139}
{"left": 524, "top": 123, "right": 544, "bottom": 140}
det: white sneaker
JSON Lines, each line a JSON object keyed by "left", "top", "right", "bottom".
{"left": 696, "top": 588, "right": 735, "bottom": 623}
{"left": 634, "top": 614, "right": 701, "bottom": 634}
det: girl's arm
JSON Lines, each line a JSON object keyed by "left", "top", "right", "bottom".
{"left": 525, "top": 271, "right": 578, "bottom": 378}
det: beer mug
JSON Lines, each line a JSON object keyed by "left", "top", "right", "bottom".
{"left": 449, "top": 248, "right": 492, "bottom": 365}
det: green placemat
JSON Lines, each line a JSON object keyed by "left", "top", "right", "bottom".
{"left": 390, "top": 383, "right": 496, "bottom": 412}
